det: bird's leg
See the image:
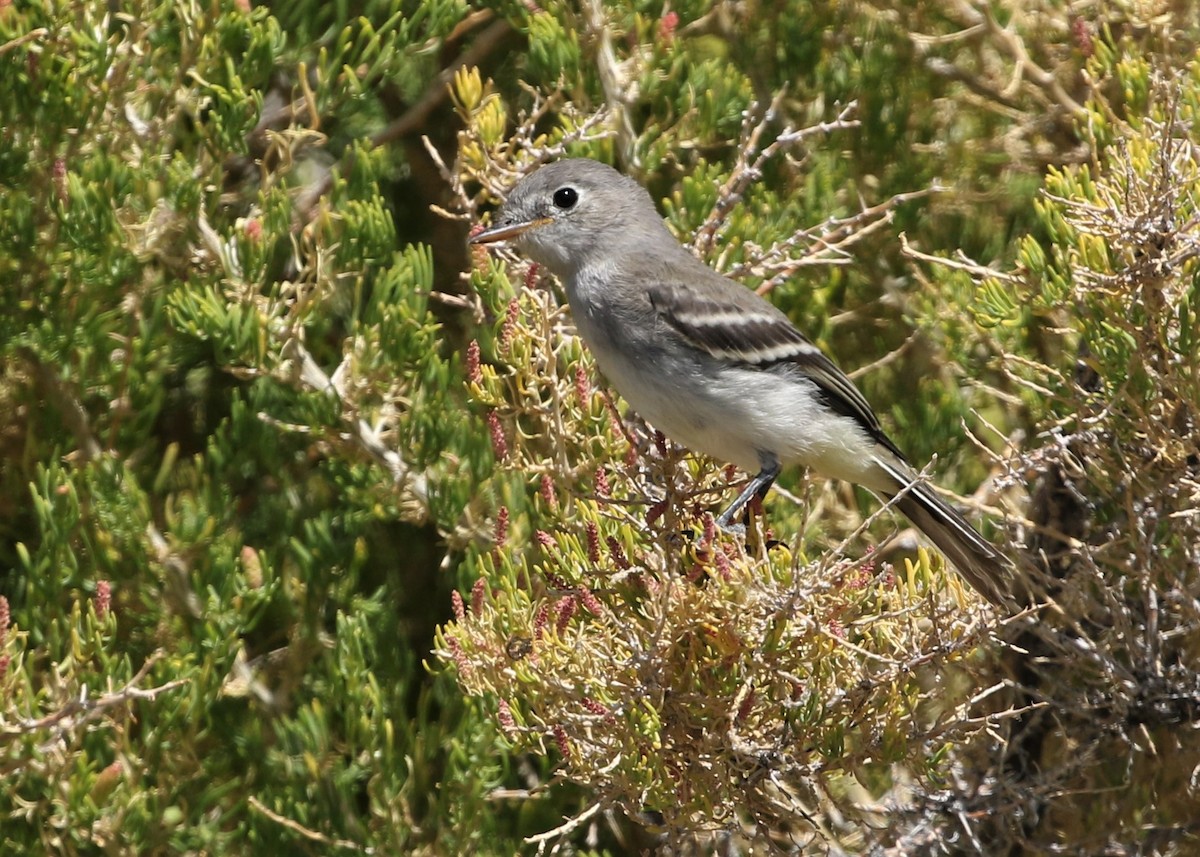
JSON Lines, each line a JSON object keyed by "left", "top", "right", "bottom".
{"left": 715, "top": 455, "right": 781, "bottom": 534}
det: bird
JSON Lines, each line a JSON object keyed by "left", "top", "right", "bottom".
{"left": 470, "top": 158, "right": 1016, "bottom": 608}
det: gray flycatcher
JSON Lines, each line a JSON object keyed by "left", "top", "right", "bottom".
{"left": 471, "top": 158, "right": 1016, "bottom": 608}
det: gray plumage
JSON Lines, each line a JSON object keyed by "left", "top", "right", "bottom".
{"left": 471, "top": 158, "right": 1016, "bottom": 608}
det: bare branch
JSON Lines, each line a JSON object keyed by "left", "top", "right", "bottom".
{"left": 248, "top": 796, "right": 374, "bottom": 853}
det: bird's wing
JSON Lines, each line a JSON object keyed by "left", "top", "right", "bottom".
{"left": 648, "top": 275, "right": 902, "bottom": 455}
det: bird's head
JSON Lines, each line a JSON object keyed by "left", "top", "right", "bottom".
{"left": 470, "top": 159, "right": 663, "bottom": 279}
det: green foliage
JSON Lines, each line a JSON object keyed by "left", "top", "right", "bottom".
{"left": 3, "top": 0, "right": 1199, "bottom": 854}
{"left": 882, "top": 55, "right": 1200, "bottom": 856}
{"left": 0, "top": 0, "right": 496, "bottom": 853}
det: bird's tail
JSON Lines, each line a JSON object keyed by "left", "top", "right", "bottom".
{"left": 873, "top": 455, "right": 1019, "bottom": 609}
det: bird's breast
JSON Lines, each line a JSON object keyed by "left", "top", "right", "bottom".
{"left": 565, "top": 289, "right": 761, "bottom": 472}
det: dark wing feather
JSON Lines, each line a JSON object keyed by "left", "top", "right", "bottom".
{"left": 648, "top": 279, "right": 905, "bottom": 459}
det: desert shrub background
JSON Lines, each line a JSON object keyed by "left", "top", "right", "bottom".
{"left": 1, "top": 0, "right": 1198, "bottom": 854}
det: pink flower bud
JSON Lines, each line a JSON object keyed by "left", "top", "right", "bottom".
{"left": 471, "top": 577, "right": 487, "bottom": 614}
{"left": 585, "top": 520, "right": 601, "bottom": 564}
{"left": 606, "top": 536, "right": 631, "bottom": 570}
{"left": 539, "top": 473, "right": 557, "bottom": 510}
{"left": 95, "top": 580, "right": 112, "bottom": 620}
{"left": 577, "top": 585, "right": 603, "bottom": 615}
{"left": 487, "top": 410, "right": 508, "bottom": 461}
{"left": 450, "top": 589, "right": 466, "bottom": 621}
{"left": 497, "top": 699, "right": 517, "bottom": 734}
{"left": 533, "top": 602, "right": 550, "bottom": 640}
{"left": 446, "top": 635, "right": 473, "bottom": 680}
{"left": 466, "top": 339, "right": 482, "bottom": 384}
{"left": 499, "top": 298, "right": 520, "bottom": 349}
{"left": 555, "top": 597, "right": 576, "bottom": 633}
{"left": 524, "top": 262, "right": 541, "bottom": 290}
{"left": 494, "top": 506, "right": 509, "bottom": 548}
{"left": 659, "top": 10, "right": 679, "bottom": 42}
{"left": 552, "top": 724, "right": 571, "bottom": 758}
{"left": 574, "top": 364, "right": 590, "bottom": 403}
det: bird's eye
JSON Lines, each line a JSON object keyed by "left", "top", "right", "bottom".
{"left": 552, "top": 187, "right": 578, "bottom": 209}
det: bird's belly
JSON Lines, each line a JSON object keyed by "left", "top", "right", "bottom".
{"left": 585, "top": 336, "right": 882, "bottom": 486}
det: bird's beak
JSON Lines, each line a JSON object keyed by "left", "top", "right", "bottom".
{"left": 469, "top": 217, "right": 550, "bottom": 245}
